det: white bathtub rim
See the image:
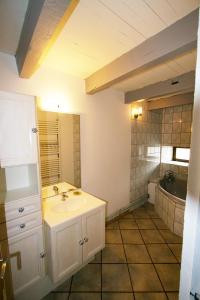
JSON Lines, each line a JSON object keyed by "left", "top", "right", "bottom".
{"left": 158, "top": 184, "right": 185, "bottom": 206}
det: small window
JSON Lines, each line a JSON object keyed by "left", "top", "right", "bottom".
{"left": 173, "top": 147, "right": 190, "bottom": 162}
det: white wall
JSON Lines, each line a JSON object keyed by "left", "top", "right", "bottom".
{"left": 0, "top": 51, "right": 131, "bottom": 216}
{"left": 180, "top": 9, "right": 200, "bottom": 300}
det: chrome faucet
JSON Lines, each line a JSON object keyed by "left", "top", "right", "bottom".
{"left": 53, "top": 185, "right": 59, "bottom": 194}
{"left": 164, "top": 170, "right": 176, "bottom": 183}
{"left": 62, "top": 192, "right": 68, "bottom": 201}
{"left": 61, "top": 188, "right": 79, "bottom": 200}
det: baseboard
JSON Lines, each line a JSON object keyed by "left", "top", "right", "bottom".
{"left": 106, "top": 195, "right": 147, "bottom": 222}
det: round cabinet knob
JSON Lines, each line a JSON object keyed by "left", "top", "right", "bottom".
{"left": 79, "top": 240, "right": 84, "bottom": 246}
{"left": 40, "top": 252, "right": 46, "bottom": 258}
{"left": 18, "top": 207, "right": 24, "bottom": 213}
{"left": 84, "top": 237, "right": 89, "bottom": 243}
{"left": 19, "top": 223, "right": 26, "bottom": 229}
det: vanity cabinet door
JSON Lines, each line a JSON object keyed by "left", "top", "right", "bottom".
{"left": 0, "top": 91, "right": 38, "bottom": 167}
{"left": 51, "top": 217, "right": 82, "bottom": 283}
{"left": 9, "top": 225, "right": 45, "bottom": 295}
{"left": 82, "top": 207, "right": 105, "bottom": 262}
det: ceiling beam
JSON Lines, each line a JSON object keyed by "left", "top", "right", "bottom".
{"left": 85, "top": 9, "right": 198, "bottom": 95}
{"left": 125, "top": 71, "right": 195, "bottom": 104}
{"left": 16, "top": 0, "right": 79, "bottom": 78}
{"left": 147, "top": 92, "right": 194, "bottom": 111}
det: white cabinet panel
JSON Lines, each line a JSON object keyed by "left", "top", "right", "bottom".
{"left": 5, "top": 195, "right": 41, "bottom": 221}
{"left": 0, "top": 91, "right": 38, "bottom": 167}
{"left": 82, "top": 207, "right": 105, "bottom": 262}
{"left": 7, "top": 211, "right": 42, "bottom": 238}
{"left": 46, "top": 204, "right": 106, "bottom": 283}
{"left": 9, "top": 226, "right": 45, "bottom": 295}
{"left": 49, "top": 217, "right": 82, "bottom": 283}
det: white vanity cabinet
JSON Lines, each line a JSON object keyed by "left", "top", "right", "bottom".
{"left": 46, "top": 217, "right": 83, "bottom": 283}
{"left": 9, "top": 226, "right": 45, "bottom": 295}
{"left": 82, "top": 207, "right": 105, "bottom": 262}
{"left": 5, "top": 194, "right": 45, "bottom": 296}
{"left": 0, "top": 91, "right": 38, "bottom": 167}
{"left": 46, "top": 205, "right": 105, "bottom": 283}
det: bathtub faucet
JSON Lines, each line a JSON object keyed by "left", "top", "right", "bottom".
{"left": 164, "top": 170, "right": 176, "bottom": 184}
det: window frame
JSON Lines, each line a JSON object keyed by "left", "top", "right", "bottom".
{"left": 172, "top": 147, "right": 190, "bottom": 163}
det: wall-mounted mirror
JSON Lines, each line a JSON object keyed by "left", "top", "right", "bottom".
{"left": 37, "top": 110, "right": 81, "bottom": 188}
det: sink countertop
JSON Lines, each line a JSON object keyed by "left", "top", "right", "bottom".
{"left": 43, "top": 184, "right": 106, "bottom": 229}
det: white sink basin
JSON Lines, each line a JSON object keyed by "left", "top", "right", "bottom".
{"left": 52, "top": 196, "right": 88, "bottom": 213}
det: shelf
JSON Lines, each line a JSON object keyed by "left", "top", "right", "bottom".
{"left": 0, "top": 185, "right": 39, "bottom": 205}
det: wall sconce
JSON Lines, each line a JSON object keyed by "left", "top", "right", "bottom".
{"left": 131, "top": 106, "right": 143, "bottom": 119}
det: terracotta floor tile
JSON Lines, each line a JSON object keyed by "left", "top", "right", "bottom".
{"left": 121, "top": 213, "right": 134, "bottom": 219}
{"left": 102, "top": 264, "right": 132, "bottom": 292}
{"left": 166, "top": 292, "right": 179, "bottom": 300}
{"left": 119, "top": 219, "right": 138, "bottom": 229}
{"left": 129, "top": 264, "right": 163, "bottom": 292}
{"left": 155, "top": 264, "right": 180, "bottom": 291}
{"left": 159, "top": 230, "right": 182, "bottom": 244}
{"left": 121, "top": 230, "right": 144, "bottom": 244}
{"left": 102, "top": 293, "right": 134, "bottom": 300}
{"left": 134, "top": 292, "right": 167, "bottom": 300}
{"left": 147, "top": 244, "right": 177, "bottom": 263}
{"left": 106, "top": 230, "right": 122, "bottom": 244}
{"left": 55, "top": 277, "right": 71, "bottom": 292}
{"left": 43, "top": 293, "right": 69, "bottom": 300}
{"left": 167, "top": 244, "right": 182, "bottom": 263}
{"left": 152, "top": 219, "right": 168, "bottom": 230}
{"left": 71, "top": 264, "right": 101, "bottom": 292}
{"left": 135, "top": 219, "right": 156, "bottom": 229}
{"left": 89, "top": 251, "right": 102, "bottom": 264}
{"left": 140, "top": 230, "right": 165, "bottom": 244}
{"left": 106, "top": 221, "right": 119, "bottom": 229}
{"left": 69, "top": 293, "right": 101, "bottom": 300}
{"left": 102, "top": 244, "right": 126, "bottom": 263}
{"left": 124, "top": 244, "right": 151, "bottom": 263}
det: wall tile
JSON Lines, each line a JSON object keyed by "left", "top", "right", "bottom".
{"left": 172, "top": 122, "right": 181, "bottom": 133}
{"left": 182, "top": 111, "right": 192, "bottom": 122}
{"left": 171, "top": 133, "right": 181, "bottom": 145}
{"left": 173, "top": 112, "right": 182, "bottom": 123}
{"left": 181, "top": 122, "right": 192, "bottom": 133}
{"left": 180, "top": 133, "right": 191, "bottom": 145}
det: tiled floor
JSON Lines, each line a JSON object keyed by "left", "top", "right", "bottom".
{"left": 43, "top": 203, "right": 182, "bottom": 300}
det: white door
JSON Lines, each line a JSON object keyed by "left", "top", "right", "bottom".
{"left": 9, "top": 226, "right": 45, "bottom": 295}
{"left": 82, "top": 207, "right": 105, "bottom": 262}
{"left": 0, "top": 91, "right": 38, "bottom": 167}
{"left": 51, "top": 217, "right": 82, "bottom": 283}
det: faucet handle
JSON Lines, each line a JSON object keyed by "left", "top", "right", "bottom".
{"left": 62, "top": 192, "right": 68, "bottom": 199}
{"left": 53, "top": 185, "right": 59, "bottom": 193}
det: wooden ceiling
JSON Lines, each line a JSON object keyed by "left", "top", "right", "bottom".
{"left": 0, "top": 0, "right": 29, "bottom": 54}
{"left": 43, "top": 0, "right": 199, "bottom": 80}
{"left": 113, "top": 49, "right": 197, "bottom": 92}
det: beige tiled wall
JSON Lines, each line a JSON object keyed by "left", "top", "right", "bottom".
{"left": 130, "top": 102, "right": 162, "bottom": 203}
{"left": 130, "top": 102, "right": 193, "bottom": 204}
{"left": 160, "top": 103, "right": 193, "bottom": 179}
{"left": 155, "top": 187, "right": 185, "bottom": 236}
{"left": 161, "top": 104, "right": 193, "bottom": 148}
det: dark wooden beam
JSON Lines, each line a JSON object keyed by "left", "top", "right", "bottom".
{"left": 16, "top": 0, "right": 79, "bottom": 78}
{"left": 147, "top": 92, "right": 194, "bottom": 111}
{"left": 85, "top": 9, "right": 198, "bottom": 95}
{"left": 125, "top": 71, "right": 195, "bottom": 104}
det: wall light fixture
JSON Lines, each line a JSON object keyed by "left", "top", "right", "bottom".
{"left": 131, "top": 106, "right": 143, "bottom": 119}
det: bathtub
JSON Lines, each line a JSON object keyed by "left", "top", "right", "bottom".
{"left": 155, "top": 178, "right": 186, "bottom": 237}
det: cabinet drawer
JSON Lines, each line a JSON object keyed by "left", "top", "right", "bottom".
{"left": 5, "top": 195, "right": 41, "bottom": 221}
{"left": 7, "top": 211, "right": 42, "bottom": 238}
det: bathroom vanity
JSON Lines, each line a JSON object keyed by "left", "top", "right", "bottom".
{"left": 43, "top": 182, "right": 106, "bottom": 283}
{"left": 0, "top": 90, "right": 106, "bottom": 300}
